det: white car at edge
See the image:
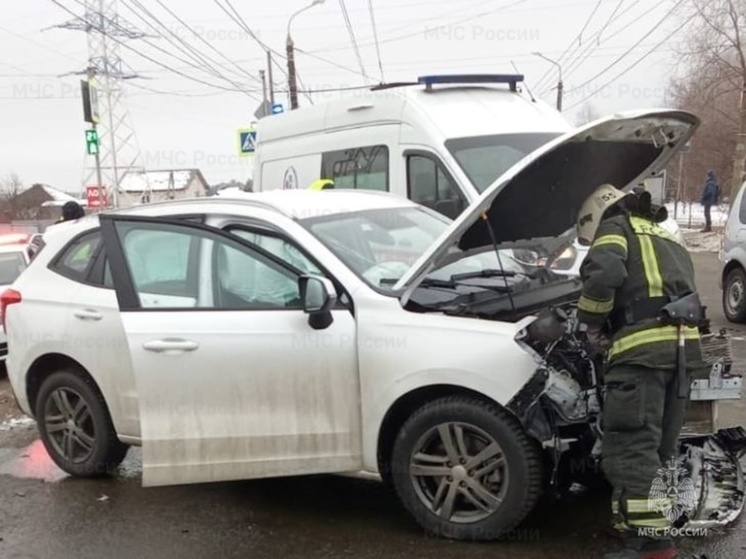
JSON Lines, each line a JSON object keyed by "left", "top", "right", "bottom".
{"left": 4, "top": 110, "right": 744, "bottom": 539}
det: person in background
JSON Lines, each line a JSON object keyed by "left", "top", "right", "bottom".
{"left": 700, "top": 170, "right": 720, "bottom": 233}
{"left": 58, "top": 201, "right": 86, "bottom": 223}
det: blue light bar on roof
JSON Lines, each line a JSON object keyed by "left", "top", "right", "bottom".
{"left": 417, "top": 74, "right": 524, "bottom": 92}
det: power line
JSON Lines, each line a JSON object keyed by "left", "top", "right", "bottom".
{"left": 117, "top": 0, "right": 260, "bottom": 93}
{"left": 563, "top": 0, "right": 686, "bottom": 96}
{"left": 52, "top": 0, "right": 256, "bottom": 96}
{"left": 367, "top": 0, "right": 385, "bottom": 82}
{"left": 564, "top": 11, "right": 697, "bottom": 111}
{"left": 549, "top": 0, "right": 657, "bottom": 91}
{"left": 534, "top": 0, "right": 640, "bottom": 91}
{"left": 308, "top": 0, "right": 527, "bottom": 54}
{"left": 133, "top": 0, "right": 262, "bottom": 86}
{"left": 127, "top": 81, "right": 251, "bottom": 97}
{"left": 339, "top": 0, "right": 369, "bottom": 83}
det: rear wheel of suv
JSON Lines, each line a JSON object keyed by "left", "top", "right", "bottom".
{"left": 724, "top": 267, "right": 746, "bottom": 323}
{"left": 390, "top": 396, "right": 542, "bottom": 541}
{"left": 36, "top": 370, "right": 128, "bottom": 477}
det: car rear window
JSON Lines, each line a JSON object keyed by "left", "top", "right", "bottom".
{"left": 51, "top": 231, "right": 102, "bottom": 281}
{"left": 0, "top": 251, "right": 26, "bottom": 285}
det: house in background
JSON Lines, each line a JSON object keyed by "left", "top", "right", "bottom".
{"left": 0, "top": 184, "right": 86, "bottom": 222}
{"left": 117, "top": 169, "right": 209, "bottom": 206}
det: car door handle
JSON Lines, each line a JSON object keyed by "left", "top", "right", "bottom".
{"left": 73, "top": 309, "right": 102, "bottom": 321}
{"left": 142, "top": 339, "right": 200, "bottom": 353}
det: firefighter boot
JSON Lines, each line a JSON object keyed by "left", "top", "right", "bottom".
{"left": 603, "top": 537, "right": 676, "bottom": 559}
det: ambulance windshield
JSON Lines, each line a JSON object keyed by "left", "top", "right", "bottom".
{"left": 445, "top": 132, "right": 562, "bottom": 193}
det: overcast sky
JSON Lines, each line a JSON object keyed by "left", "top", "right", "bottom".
{"left": 0, "top": 0, "right": 684, "bottom": 193}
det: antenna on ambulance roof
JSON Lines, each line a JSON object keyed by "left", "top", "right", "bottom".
{"left": 511, "top": 60, "right": 536, "bottom": 103}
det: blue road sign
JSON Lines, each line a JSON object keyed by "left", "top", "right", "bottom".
{"left": 271, "top": 103, "right": 284, "bottom": 114}
{"left": 238, "top": 128, "right": 257, "bottom": 155}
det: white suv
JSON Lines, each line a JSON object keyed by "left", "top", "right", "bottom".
{"left": 5, "top": 111, "right": 744, "bottom": 539}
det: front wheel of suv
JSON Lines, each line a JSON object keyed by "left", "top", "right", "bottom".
{"left": 390, "top": 396, "right": 542, "bottom": 541}
{"left": 724, "top": 267, "right": 746, "bottom": 323}
{"left": 36, "top": 370, "right": 128, "bottom": 477}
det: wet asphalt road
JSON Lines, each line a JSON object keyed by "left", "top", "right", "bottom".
{"left": 0, "top": 252, "right": 744, "bottom": 559}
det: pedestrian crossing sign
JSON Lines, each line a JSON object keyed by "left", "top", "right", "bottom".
{"left": 238, "top": 127, "right": 257, "bottom": 156}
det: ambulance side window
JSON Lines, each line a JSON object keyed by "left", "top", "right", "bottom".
{"left": 407, "top": 154, "right": 466, "bottom": 220}
{"left": 320, "top": 145, "right": 389, "bottom": 191}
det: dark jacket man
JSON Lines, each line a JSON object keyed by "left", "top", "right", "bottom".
{"left": 576, "top": 184, "right": 705, "bottom": 559}
{"left": 700, "top": 171, "right": 719, "bottom": 232}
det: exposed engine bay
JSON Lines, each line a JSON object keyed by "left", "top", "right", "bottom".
{"left": 508, "top": 302, "right": 746, "bottom": 531}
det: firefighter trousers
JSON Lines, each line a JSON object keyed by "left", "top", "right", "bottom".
{"left": 601, "top": 363, "right": 688, "bottom": 534}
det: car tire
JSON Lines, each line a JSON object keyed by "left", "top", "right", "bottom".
{"left": 36, "top": 370, "right": 128, "bottom": 477}
{"left": 724, "top": 267, "right": 746, "bottom": 323}
{"left": 390, "top": 396, "right": 542, "bottom": 541}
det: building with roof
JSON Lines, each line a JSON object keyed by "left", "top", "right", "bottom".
{"left": 0, "top": 183, "right": 86, "bottom": 221}
{"left": 117, "top": 169, "right": 210, "bottom": 206}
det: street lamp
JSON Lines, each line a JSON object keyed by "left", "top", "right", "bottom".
{"left": 286, "top": 0, "right": 325, "bottom": 110}
{"left": 533, "top": 51, "right": 563, "bottom": 111}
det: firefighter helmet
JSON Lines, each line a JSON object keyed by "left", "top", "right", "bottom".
{"left": 577, "top": 184, "right": 628, "bottom": 246}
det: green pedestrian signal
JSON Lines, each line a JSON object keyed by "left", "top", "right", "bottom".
{"left": 86, "top": 129, "right": 99, "bottom": 155}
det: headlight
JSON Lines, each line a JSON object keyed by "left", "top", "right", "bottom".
{"left": 550, "top": 245, "right": 578, "bottom": 271}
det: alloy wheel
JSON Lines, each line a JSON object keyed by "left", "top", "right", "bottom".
{"left": 409, "top": 421, "right": 509, "bottom": 523}
{"left": 44, "top": 387, "right": 96, "bottom": 464}
{"left": 727, "top": 277, "right": 744, "bottom": 314}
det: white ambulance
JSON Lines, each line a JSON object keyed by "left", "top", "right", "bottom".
{"left": 251, "top": 74, "right": 573, "bottom": 219}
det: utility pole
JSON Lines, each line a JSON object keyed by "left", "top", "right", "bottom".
{"left": 286, "top": 37, "right": 299, "bottom": 110}
{"left": 286, "top": 0, "right": 325, "bottom": 110}
{"left": 54, "top": 0, "right": 147, "bottom": 208}
{"left": 260, "top": 69, "right": 268, "bottom": 108}
{"left": 267, "top": 50, "right": 275, "bottom": 104}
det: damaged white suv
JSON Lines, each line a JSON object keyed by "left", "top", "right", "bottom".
{"left": 4, "top": 110, "right": 744, "bottom": 540}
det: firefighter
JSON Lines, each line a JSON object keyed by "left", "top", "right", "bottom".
{"left": 575, "top": 184, "right": 706, "bottom": 559}
{"left": 308, "top": 179, "right": 334, "bottom": 191}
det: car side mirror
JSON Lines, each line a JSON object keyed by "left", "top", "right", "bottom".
{"left": 299, "top": 275, "right": 336, "bottom": 330}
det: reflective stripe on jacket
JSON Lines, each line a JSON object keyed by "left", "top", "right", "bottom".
{"left": 577, "top": 213, "right": 704, "bottom": 370}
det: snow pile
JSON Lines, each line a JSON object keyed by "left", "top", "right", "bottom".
{"left": 0, "top": 416, "right": 35, "bottom": 431}
{"left": 120, "top": 170, "right": 194, "bottom": 192}
{"left": 682, "top": 229, "right": 723, "bottom": 253}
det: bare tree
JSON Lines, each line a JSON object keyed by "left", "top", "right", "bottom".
{"left": 681, "top": 0, "right": 746, "bottom": 202}
{"left": 0, "top": 174, "right": 24, "bottom": 220}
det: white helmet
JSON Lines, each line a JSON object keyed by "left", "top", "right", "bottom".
{"left": 577, "top": 184, "right": 627, "bottom": 246}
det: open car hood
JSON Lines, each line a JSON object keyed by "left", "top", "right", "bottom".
{"left": 394, "top": 109, "right": 699, "bottom": 300}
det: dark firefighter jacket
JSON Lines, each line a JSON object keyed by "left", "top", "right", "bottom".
{"left": 577, "top": 213, "right": 705, "bottom": 372}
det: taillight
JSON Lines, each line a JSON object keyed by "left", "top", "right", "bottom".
{"left": 0, "top": 288, "right": 22, "bottom": 331}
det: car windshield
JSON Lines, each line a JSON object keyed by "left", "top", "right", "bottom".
{"left": 0, "top": 251, "right": 26, "bottom": 285}
{"left": 445, "top": 132, "right": 563, "bottom": 193}
{"left": 301, "top": 207, "right": 528, "bottom": 294}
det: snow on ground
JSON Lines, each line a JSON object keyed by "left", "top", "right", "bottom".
{"left": 120, "top": 170, "right": 193, "bottom": 192}
{"left": 665, "top": 202, "right": 729, "bottom": 229}
{"left": 682, "top": 230, "right": 723, "bottom": 253}
{"left": 0, "top": 416, "right": 34, "bottom": 431}
{"left": 662, "top": 202, "right": 728, "bottom": 253}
